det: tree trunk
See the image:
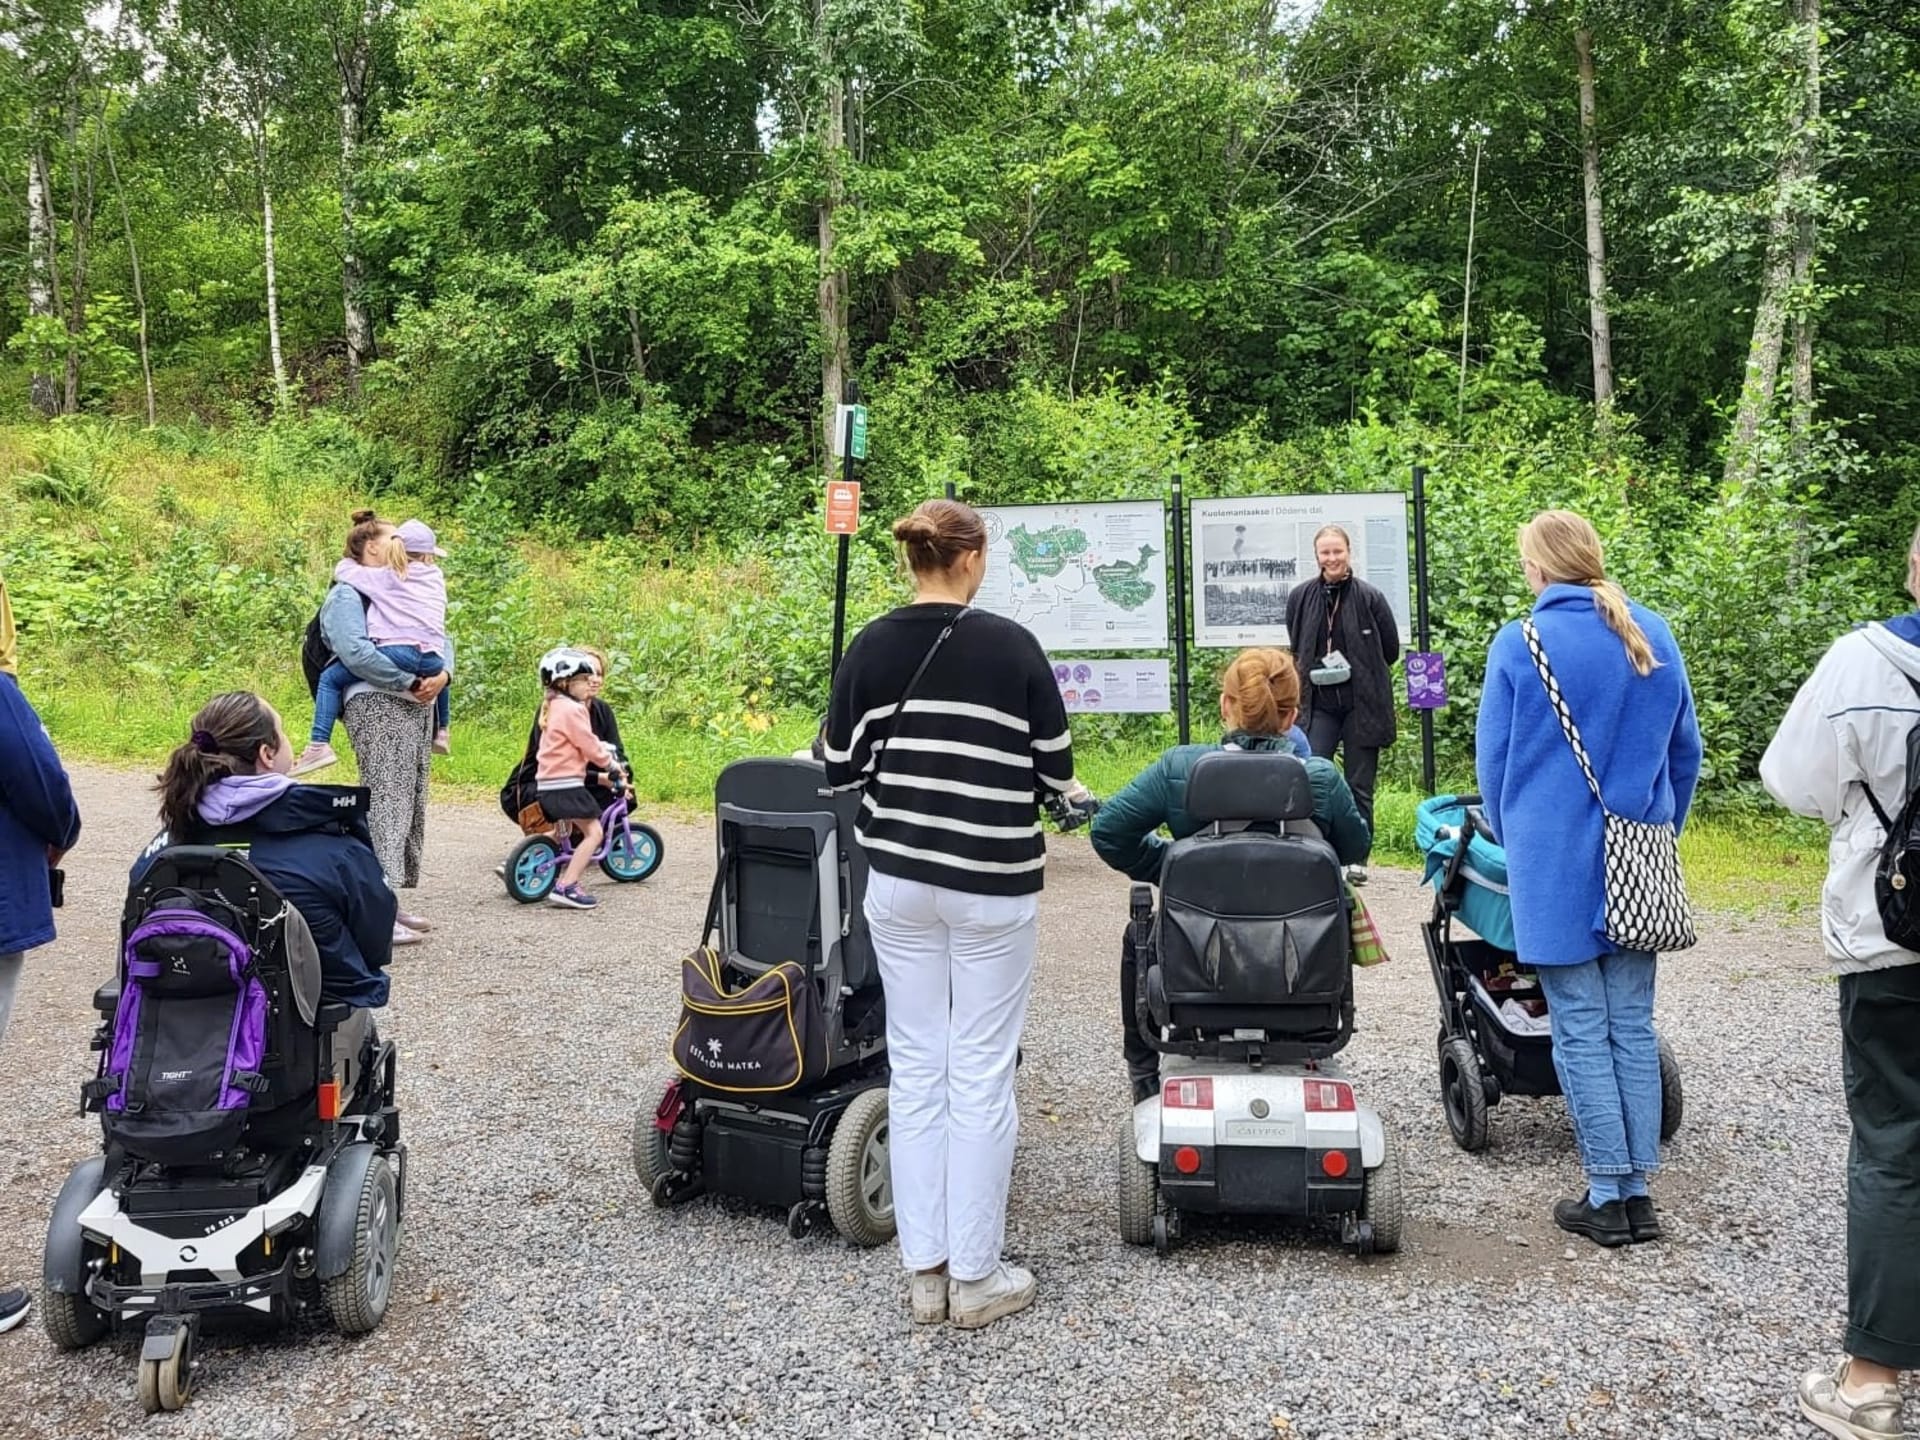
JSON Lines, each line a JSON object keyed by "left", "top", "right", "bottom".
{"left": 334, "top": 9, "right": 376, "bottom": 390}
{"left": 1575, "top": 27, "right": 1616, "bottom": 435}
{"left": 26, "top": 147, "right": 60, "bottom": 418}
{"left": 817, "top": 72, "right": 850, "bottom": 481}
{"left": 257, "top": 125, "right": 292, "bottom": 408}
{"left": 1788, "top": 0, "right": 1821, "bottom": 447}
{"left": 1726, "top": 0, "right": 1821, "bottom": 483}
{"left": 101, "top": 107, "right": 155, "bottom": 426}
{"left": 62, "top": 106, "right": 96, "bottom": 417}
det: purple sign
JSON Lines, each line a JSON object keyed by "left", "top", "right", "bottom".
{"left": 1407, "top": 651, "right": 1447, "bottom": 710}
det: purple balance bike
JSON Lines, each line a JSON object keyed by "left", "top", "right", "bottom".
{"left": 503, "top": 785, "right": 665, "bottom": 903}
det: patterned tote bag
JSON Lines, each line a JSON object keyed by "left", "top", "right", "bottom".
{"left": 1520, "top": 619, "right": 1698, "bottom": 954}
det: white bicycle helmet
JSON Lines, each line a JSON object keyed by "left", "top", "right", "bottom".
{"left": 538, "top": 646, "right": 596, "bottom": 688}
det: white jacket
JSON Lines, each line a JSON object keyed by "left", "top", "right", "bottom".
{"left": 1761, "top": 623, "right": 1920, "bottom": 972}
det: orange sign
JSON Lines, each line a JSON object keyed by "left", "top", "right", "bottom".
{"left": 826, "top": 481, "right": 862, "bottom": 534}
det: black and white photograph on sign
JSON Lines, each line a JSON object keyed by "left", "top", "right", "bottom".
{"left": 1190, "top": 493, "right": 1412, "bottom": 650}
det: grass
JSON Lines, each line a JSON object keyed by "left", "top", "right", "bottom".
{"left": 3, "top": 416, "right": 1825, "bottom": 916}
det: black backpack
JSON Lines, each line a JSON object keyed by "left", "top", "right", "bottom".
{"left": 1860, "top": 676, "right": 1920, "bottom": 951}
{"left": 301, "top": 590, "right": 372, "bottom": 699}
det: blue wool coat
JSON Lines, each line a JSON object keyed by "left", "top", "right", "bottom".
{"left": 0, "top": 674, "right": 82, "bottom": 955}
{"left": 1475, "top": 584, "right": 1702, "bottom": 966}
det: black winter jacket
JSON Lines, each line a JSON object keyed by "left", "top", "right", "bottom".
{"left": 1285, "top": 574, "right": 1401, "bottom": 747}
{"left": 131, "top": 785, "right": 396, "bottom": 1008}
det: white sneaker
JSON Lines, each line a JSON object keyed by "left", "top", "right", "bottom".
{"left": 433, "top": 728, "right": 451, "bottom": 756}
{"left": 290, "top": 742, "right": 338, "bottom": 777}
{"left": 948, "top": 1263, "right": 1035, "bottom": 1330}
{"left": 1346, "top": 864, "right": 1369, "bottom": 886}
{"left": 1800, "top": 1362, "right": 1906, "bottom": 1439}
{"left": 909, "top": 1271, "right": 948, "bottom": 1324}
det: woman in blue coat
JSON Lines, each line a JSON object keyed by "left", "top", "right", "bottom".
{"left": 0, "top": 662, "right": 82, "bottom": 1335}
{"left": 1476, "top": 510, "right": 1701, "bottom": 1249}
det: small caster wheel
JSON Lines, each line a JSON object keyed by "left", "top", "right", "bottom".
{"left": 1152, "top": 1210, "right": 1180, "bottom": 1256}
{"left": 650, "top": 1174, "right": 677, "bottom": 1208}
{"left": 787, "top": 1201, "right": 815, "bottom": 1240}
{"left": 137, "top": 1319, "right": 195, "bottom": 1414}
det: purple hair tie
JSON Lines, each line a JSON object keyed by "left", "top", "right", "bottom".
{"left": 191, "top": 729, "right": 220, "bottom": 755}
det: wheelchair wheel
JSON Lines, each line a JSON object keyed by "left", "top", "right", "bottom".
{"left": 601, "top": 823, "right": 665, "bottom": 883}
{"left": 1117, "top": 1115, "right": 1158, "bottom": 1247}
{"left": 137, "top": 1322, "right": 193, "bottom": 1414}
{"left": 1440, "top": 1036, "right": 1491, "bottom": 1152}
{"left": 1657, "top": 1035, "right": 1684, "bottom": 1142}
{"left": 505, "top": 836, "right": 560, "bottom": 903}
{"left": 632, "top": 1105, "right": 672, "bottom": 1195}
{"left": 41, "top": 1286, "right": 109, "bottom": 1351}
{"left": 323, "top": 1155, "right": 399, "bottom": 1336}
{"left": 1362, "top": 1128, "right": 1404, "bottom": 1255}
{"left": 825, "top": 1089, "right": 895, "bottom": 1247}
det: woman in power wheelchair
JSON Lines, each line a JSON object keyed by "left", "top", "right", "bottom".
{"left": 1091, "top": 648, "right": 1371, "bottom": 1102}
{"left": 43, "top": 693, "right": 404, "bottom": 1414}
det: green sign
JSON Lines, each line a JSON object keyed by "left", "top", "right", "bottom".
{"left": 849, "top": 404, "right": 869, "bottom": 460}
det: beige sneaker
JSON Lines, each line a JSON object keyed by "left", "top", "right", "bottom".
{"left": 433, "top": 728, "right": 451, "bottom": 756}
{"left": 909, "top": 1271, "right": 948, "bottom": 1324}
{"left": 948, "top": 1263, "right": 1035, "bottom": 1330}
{"left": 1800, "top": 1362, "right": 1906, "bottom": 1439}
{"left": 290, "top": 742, "right": 338, "bottom": 777}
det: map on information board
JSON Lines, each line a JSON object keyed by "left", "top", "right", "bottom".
{"left": 1190, "top": 492, "right": 1412, "bottom": 649}
{"left": 975, "top": 502, "right": 1169, "bottom": 652}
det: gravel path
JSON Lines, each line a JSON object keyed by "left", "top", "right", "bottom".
{"left": 0, "top": 766, "right": 1861, "bottom": 1439}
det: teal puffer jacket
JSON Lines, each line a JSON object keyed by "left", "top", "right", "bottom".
{"left": 1090, "top": 731, "right": 1371, "bottom": 884}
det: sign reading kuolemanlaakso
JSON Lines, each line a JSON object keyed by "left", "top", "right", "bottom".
{"left": 1189, "top": 492, "right": 1412, "bottom": 650}
{"left": 973, "top": 501, "right": 1169, "bottom": 653}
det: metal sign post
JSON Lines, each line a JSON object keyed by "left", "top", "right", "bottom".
{"left": 1412, "top": 462, "right": 1436, "bottom": 795}
{"left": 1170, "top": 472, "right": 1192, "bottom": 743}
{"left": 828, "top": 381, "right": 861, "bottom": 681}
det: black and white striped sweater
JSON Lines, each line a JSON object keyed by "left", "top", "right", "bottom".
{"left": 823, "top": 604, "right": 1075, "bottom": 896}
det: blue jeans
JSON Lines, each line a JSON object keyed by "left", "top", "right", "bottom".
{"left": 1534, "top": 949, "right": 1661, "bottom": 1205}
{"left": 312, "top": 647, "right": 448, "bottom": 742}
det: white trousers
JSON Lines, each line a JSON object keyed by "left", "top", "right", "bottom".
{"left": 864, "top": 871, "right": 1038, "bottom": 1282}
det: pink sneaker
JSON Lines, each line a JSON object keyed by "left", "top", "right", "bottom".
{"left": 291, "top": 742, "right": 338, "bottom": 777}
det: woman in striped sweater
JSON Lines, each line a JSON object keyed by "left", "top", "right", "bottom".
{"left": 824, "top": 498, "right": 1078, "bottom": 1331}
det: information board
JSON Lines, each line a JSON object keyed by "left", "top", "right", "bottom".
{"left": 975, "top": 501, "right": 1169, "bottom": 652}
{"left": 1190, "top": 492, "right": 1412, "bottom": 649}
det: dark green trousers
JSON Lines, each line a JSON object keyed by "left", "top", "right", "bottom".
{"left": 1842, "top": 964, "right": 1920, "bottom": 1369}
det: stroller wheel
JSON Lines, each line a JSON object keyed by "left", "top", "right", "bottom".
{"left": 1657, "top": 1035, "right": 1684, "bottom": 1142}
{"left": 1439, "top": 1036, "right": 1491, "bottom": 1152}
{"left": 505, "top": 836, "right": 560, "bottom": 904}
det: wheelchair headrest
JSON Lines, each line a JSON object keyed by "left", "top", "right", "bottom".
{"left": 1187, "top": 751, "right": 1315, "bottom": 825}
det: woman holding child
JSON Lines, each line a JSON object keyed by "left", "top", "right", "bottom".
{"left": 303, "top": 511, "right": 451, "bottom": 946}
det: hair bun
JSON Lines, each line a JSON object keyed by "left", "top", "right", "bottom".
{"left": 893, "top": 515, "right": 937, "bottom": 542}
{"left": 351, "top": 508, "right": 377, "bottom": 524}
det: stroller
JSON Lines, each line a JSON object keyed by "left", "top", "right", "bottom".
{"left": 632, "top": 757, "right": 892, "bottom": 1245}
{"left": 1119, "top": 751, "right": 1403, "bottom": 1256}
{"left": 42, "top": 846, "right": 404, "bottom": 1414}
{"left": 1418, "top": 794, "right": 1683, "bottom": 1152}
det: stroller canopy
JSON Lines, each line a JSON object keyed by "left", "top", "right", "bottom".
{"left": 1416, "top": 795, "right": 1516, "bottom": 952}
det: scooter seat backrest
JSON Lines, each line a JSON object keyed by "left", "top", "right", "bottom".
{"left": 1186, "top": 751, "right": 1316, "bottom": 826}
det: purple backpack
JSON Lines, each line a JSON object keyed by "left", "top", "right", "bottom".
{"left": 88, "top": 852, "right": 283, "bottom": 1164}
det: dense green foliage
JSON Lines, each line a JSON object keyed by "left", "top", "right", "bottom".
{"left": 1, "top": 0, "right": 1913, "bottom": 804}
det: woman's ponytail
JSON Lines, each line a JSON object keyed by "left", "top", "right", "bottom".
{"left": 1591, "top": 579, "right": 1656, "bottom": 678}
{"left": 154, "top": 692, "right": 278, "bottom": 835}
{"left": 1518, "top": 510, "right": 1659, "bottom": 677}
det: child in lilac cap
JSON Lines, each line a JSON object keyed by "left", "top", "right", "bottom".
{"left": 294, "top": 518, "right": 454, "bottom": 775}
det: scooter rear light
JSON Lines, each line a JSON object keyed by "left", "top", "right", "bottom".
{"left": 1163, "top": 1078, "right": 1214, "bottom": 1110}
{"left": 1320, "top": 1149, "right": 1351, "bottom": 1179}
{"left": 1303, "top": 1080, "right": 1354, "bottom": 1113}
{"left": 1172, "top": 1146, "right": 1203, "bottom": 1175}
{"left": 317, "top": 1081, "right": 342, "bottom": 1122}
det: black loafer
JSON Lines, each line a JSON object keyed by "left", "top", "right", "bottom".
{"left": 1130, "top": 1072, "right": 1160, "bottom": 1106}
{"left": 1553, "top": 1196, "right": 1632, "bottom": 1248}
{"left": 1625, "top": 1196, "right": 1663, "bottom": 1243}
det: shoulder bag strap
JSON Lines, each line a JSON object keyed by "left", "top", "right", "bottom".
{"left": 1520, "top": 618, "right": 1607, "bottom": 810}
{"left": 868, "top": 608, "right": 971, "bottom": 777}
{"left": 1860, "top": 671, "right": 1920, "bottom": 833}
